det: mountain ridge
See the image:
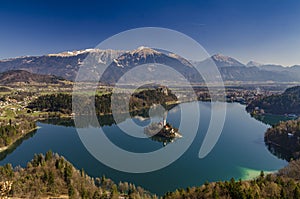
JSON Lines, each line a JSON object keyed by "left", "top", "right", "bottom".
{"left": 0, "top": 70, "right": 68, "bottom": 85}
{"left": 0, "top": 48, "right": 299, "bottom": 83}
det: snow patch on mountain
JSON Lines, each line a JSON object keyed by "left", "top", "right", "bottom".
{"left": 48, "top": 49, "right": 102, "bottom": 57}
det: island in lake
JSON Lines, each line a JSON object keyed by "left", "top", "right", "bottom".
{"left": 144, "top": 110, "right": 182, "bottom": 145}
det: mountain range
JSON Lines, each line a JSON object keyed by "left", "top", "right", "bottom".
{"left": 0, "top": 47, "right": 299, "bottom": 83}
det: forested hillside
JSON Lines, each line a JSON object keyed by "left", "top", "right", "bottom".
{"left": 0, "top": 151, "right": 155, "bottom": 198}
{"left": 265, "top": 119, "right": 300, "bottom": 161}
{"left": 27, "top": 87, "right": 178, "bottom": 115}
{"left": 246, "top": 86, "right": 300, "bottom": 115}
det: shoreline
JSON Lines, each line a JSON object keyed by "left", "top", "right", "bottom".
{"left": 0, "top": 101, "right": 178, "bottom": 154}
{"left": 0, "top": 100, "right": 294, "bottom": 197}
{"left": 0, "top": 100, "right": 260, "bottom": 154}
{"left": 0, "top": 126, "right": 39, "bottom": 153}
{"left": 238, "top": 166, "right": 278, "bottom": 181}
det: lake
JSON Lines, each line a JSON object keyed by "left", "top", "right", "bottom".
{"left": 0, "top": 102, "right": 287, "bottom": 195}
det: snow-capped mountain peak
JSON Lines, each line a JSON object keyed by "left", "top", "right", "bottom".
{"left": 212, "top": 54, "right": 230, "bottom": 61}
{"left": 130, "top": 46, "right": 161, "bottom": 57}
{"left": 137, "top": 46, "right": 149, "bottom": 50}
{"left": 211, "top": 54, "right": 244, "bottom": 67}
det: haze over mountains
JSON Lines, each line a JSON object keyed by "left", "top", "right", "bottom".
{"left": 0, "top": 47, "right": 299, "bottom": 83}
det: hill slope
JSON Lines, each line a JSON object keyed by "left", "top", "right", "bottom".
{"left": 246, "top": 86, "right": 300, "bottom": 114}
{"left": 0, "top": 151, "right": 154, "bottom": 198}
{"left": 0, "top": 70, "right": 67, "bottom": 85}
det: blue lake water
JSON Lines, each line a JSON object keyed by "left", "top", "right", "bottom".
{"left": 0, "top": 102, "right": 287, "bottom": 195}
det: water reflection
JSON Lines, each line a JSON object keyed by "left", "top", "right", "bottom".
{"left": 42, "top": 104, "right": 178, "bottom": 128}
{"left": 265, "top": 141, "right": 293, "bottom": 162}
{"left": 0, "top": 105, "right": 179, "bottom": 161}
{"left": 0, "top": 130, "right": 37, "bottom": 161}
{"left": 41, "top": 105, "right": 182, "bottom": 146}
{"left": 251, "top": 114, "right": 292, "bottom": 126}
{"left": 251, "top": 113, "right": 298, "bottom": 161}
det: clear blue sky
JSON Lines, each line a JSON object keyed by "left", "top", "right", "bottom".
{"left": 1, "top": 0, "right": 300, "bottom": 66}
